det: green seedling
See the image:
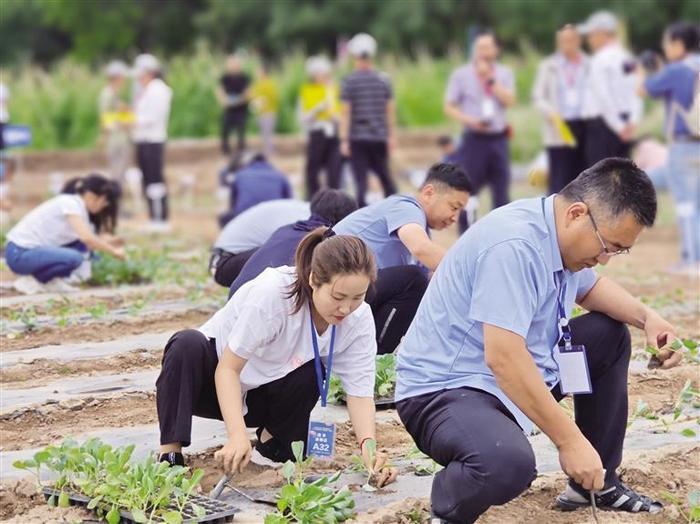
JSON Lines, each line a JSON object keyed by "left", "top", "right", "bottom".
{"left": 661, "top": 489, "right": 700, "bottom": 523}
{"left": 406, "top": 445, "right": 442, "bottom": 476}
{"left": 328, "top": 354, "right": 397, "bottom": 404}
{"left": 348, "top": 439, "right": 381, "bottom": 492}
{"left": 8, "top": 305, "right": 38, "bottom": 332}
{"left": 673, "top": 380, "right": 700, "bottom": 421}
{"left": 265, "top": 441, "right": 355, "bottom": 523}
{"left": 375, "top": 354, "right": 397, "bottom": 399}
{"left": 87, "top": 302, "right": 109, "bottom": 320}
{"left": 646, "top": 338, "right": 699, "bottom": 364}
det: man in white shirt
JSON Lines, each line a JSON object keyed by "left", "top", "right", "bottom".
{"left": 132, "top": 54, "right": 173, "bottom": 232}
{"left": 579, "top": 11, "right": 642, "bottom": 165}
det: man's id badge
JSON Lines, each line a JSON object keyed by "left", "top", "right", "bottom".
{"left": 307, "top": 420, "right": 336, "bottom": 459}
{"left": 554, "top": 343, "right": 592, "bottom": 395}
{"left": 481, "top": 98, "right": 496, "bottom": 119}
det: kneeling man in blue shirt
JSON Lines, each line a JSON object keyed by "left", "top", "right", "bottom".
{"left": 396, "top": 158, "right": 681, "bottom": 523}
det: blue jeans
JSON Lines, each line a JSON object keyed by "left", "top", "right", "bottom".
{"left": 668, "top": 142, "right": 700, "bottom": 264}
{"left": 5, "top": 241, "right": 86, "bottom": 283}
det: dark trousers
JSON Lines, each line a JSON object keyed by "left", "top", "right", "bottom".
{"left": 156, "top": 329, "right": 320, "bottom": 453}
{"left": 210, "top": 248, "right": 257, "bottom": 288}
{"left": 397, "top": 312, "right": 631, "bottom": 523}
{"left": 222, "top": 109, "right": 248, "bottom": 155}
{"left": 459, "top": 132, "right": 510, "bottom": 209}
{"left": 584, "top": 117, "right": 631, "bottom": 167}
{"left": 547, "top": 118, "right": 588, "bottom": 194}
{"left": 306, "top": 130, "right": 342, "bottom": 199}
{"left": 366, "top": 266, "right": 429, "bottom": 355}
{"left": 349, "top": 140, "right": 397, "bottom": 207}
{"left": 136, "top": 142, "right": 169, "bottom": 221}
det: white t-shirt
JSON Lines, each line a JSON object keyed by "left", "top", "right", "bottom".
{"left": 132, "top": 78, "right": 172, "bottom": 143}
{"left": 214, "top": 199, "right": 311, "bottom": 253}
{"left": 198, "top": 266, "right": 376, "bottom": 413}
{"left": 7, "top": 194, "right": 89, "bottom": 249}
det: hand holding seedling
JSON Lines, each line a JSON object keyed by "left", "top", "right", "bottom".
{"left": 644, "top": 312, "right": 682, "bottom": 369}
{"left": 215, "top": 431, "right": 252, "bottom": 474}
{"left": 558, "top": 434, "right": 605, "bottom": 491}
{"left": 360, "top": 439, "right": 398, "bottom": 488}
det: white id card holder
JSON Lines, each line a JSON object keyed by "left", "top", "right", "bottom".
{"left": 307, "top": 418, "right": 336, "bottom": 460}
{"left": 564, "top": 88, "right": 578, "bottom": 108}
{"left": 481, "top": 98, "right": 496, "bottom": 119}
{"left": 554, "top": 343, "right": 593, "bottom": 395}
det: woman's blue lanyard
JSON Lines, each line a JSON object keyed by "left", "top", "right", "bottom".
{"left": 310, "top": 313, "right": 336, "bottom": 408}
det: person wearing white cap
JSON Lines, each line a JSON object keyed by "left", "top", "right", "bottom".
{"left": 99, "top": 61, "right": 132, "bottom": 185}
{"left": 132, "top": 53, "right": 172, "bottom": 232}
{"left": 579, "top": 11, "right": 642, "bottom": 165}
{"left": 340, "top": 33, "right": 397, "bottom": 207}
{"left": 298, "top": 55, "right": 342, "bottom": 199}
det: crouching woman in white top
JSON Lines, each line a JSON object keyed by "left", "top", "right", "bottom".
{"left": 156, "top": 227, "right": 398, "bottom": 487}
{"left": 5, "top": 174, "right": 125, "bottom": 294}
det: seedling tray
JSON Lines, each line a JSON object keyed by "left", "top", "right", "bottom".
{"left": 43, "top": 487, "right": 238, "bottom": 523}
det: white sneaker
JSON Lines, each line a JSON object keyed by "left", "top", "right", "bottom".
{"left": 13, "top": 276, "right": 46, "bottom": 295}
{"left": 43, "top": 278, "right": 79, "bottom": 294}
{"left": 249, "top": 448, "right": 285, "bottom": 469}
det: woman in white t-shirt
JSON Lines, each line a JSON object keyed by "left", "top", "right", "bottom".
{"left": 5, "top": 174, "right": 126, "bottom": 294}
{"left": 156, "top": 227, "right": 398, "bottom": 487}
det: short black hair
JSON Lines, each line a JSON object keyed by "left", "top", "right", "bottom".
{"left": 665, "top": 22, "right": 700, "bottom": 53}
{"left": 310, "top": 189, "right": 358, "bottom": 225}
{"left": 422, "top": 162, "right": 473, "bottom": 194}
{"left": 559, "top": 158, "right": 657, "bottom": 227}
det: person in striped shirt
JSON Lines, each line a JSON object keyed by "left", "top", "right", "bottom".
{"left": 340, "top": 33, "right": 397, "bottom": 208}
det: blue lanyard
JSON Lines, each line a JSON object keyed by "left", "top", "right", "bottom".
{"left": 555, "top": 272, "right": 573, "bottom": 350}
{"left": 540, "top": 197, "right": 574, "bottom": 351}
{"left": 310, "top": 312, "right": 336, "bottom": 407}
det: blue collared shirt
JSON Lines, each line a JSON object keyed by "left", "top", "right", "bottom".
{"left": 333, "top": 195, "right": 428, "bottom": 269}
{"left": 395, "top": 195, "right": 598, "bottom": 434}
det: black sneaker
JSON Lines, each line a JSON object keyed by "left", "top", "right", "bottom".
{"left": 556, "top": 480, "right": 663, "bottom": 514}
{"left": 159, "top": 451, "right": 185, "bottom": 467}
{"left": 251, "top": 428, "right": 294, "bottom": 467}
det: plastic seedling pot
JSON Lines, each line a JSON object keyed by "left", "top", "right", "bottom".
{"left": 43, "top": 487, "right": 239, "bottom": 523}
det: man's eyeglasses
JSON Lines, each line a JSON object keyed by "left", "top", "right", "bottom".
{"left": 586, "top": 205, "right": 631, "bottom": 257}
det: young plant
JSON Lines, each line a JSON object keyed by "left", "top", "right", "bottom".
{"left": 374, "top": 354, "right": 397, "bottom": 399}
{"left": 327, "top": 354, "right": 397, "bottom": 404}
{"left": 646, "top": 338, "right": 700, "bottom": 365}
{"left": 406, "top": 445, "right": 443, "bottom": 476}
{"left": 661, "top": 489, "right": 700, "bottom": 523}
{"left": 265, "top": 441, "right": 355, "bottom": 523}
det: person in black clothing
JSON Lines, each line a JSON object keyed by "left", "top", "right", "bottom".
{"left": 217, "top": 55, "right": 251, "bottom": 156}
{"left": 228, "top": 189, "right": 357, "bottom": 298}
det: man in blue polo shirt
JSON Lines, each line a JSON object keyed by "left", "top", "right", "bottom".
{"left": 396, "top": 158, "right": 681, "bottom": 523}
{"left": 334, "top": 162, "right": 472, "bottom": 354}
